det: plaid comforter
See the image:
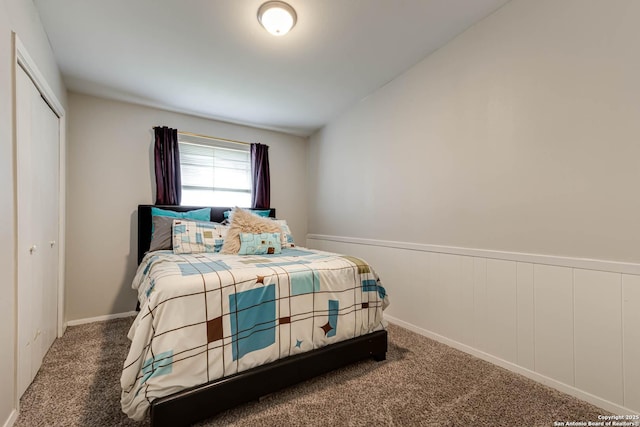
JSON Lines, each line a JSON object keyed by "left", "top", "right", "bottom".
{"left": 121, "top": 247, "right": 389, "bottom": 420}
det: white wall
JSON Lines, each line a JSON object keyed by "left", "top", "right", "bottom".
{"left": 308, "top": 0, "right": 640, "bottom": 264}
{"left": 0, "top": 1, "right": 66, "bottom": 425}
{"left": 4, "top": 0, "right": 66, "bottom": 105}
{"left": 0, "top": 6, "right": 15, "bottom": 425}
{"left": 307, "top": 0, "right": 640, "bottom": 415}
{"left": 66, "top": 92, "right": 308, "bottom": 322}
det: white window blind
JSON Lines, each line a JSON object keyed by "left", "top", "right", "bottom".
{"left": 178, "top": 135, "right": 251, "bottom": 207}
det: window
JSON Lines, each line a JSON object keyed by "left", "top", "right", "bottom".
{"left": 178, "top": 134, "right": 251, "bottom": 207}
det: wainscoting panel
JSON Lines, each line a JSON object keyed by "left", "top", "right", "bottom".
{"left": 366, "top": 245, "right": 420, "bottom": 328}
{"left": 307, "top": 234, "right": 640, "bottom": 414}
{"left": 485, "top": 259, "right": 518, "bottom": 363}
{"left": 427, "top": 252, "right": 446, "bottom": 337}
{"left": 516, "top": 262, "right": 535, "bottom": 370}
{"left": 533, "top": 264, "right": 574, "bottom": 387}
{"left": 421, "top": 252, "right": 441, "bottom": 336}
{"left": 574, "top": 269, "right": 623, "bottom": 405}
{"left": 472, "top": 258, "right": 488, "bottom": 352}
{"left": 622, "top": 274, "right": 640, "bottom": 412}
{"left": 459, "top": 256, "right": 475, "bottom": 346}
{"left": 438, "top": 254, "right": 475, "bottom": 345}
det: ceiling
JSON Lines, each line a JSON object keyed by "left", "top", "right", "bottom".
{"left": 34, "top": 0, "right": 510, "bottom": 137}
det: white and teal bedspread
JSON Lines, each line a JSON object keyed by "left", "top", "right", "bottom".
{"left": 121, "top": 247, "right": 389, "bottom": 421}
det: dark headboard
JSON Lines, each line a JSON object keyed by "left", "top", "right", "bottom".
{"left": 137, "top": 205, "right": 276, "bottom": 264}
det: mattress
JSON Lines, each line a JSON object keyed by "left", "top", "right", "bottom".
{"left": 121, "top": 247, "right": 389, "bottom": 420}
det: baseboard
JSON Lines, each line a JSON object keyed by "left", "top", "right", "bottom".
{"left": 384, "top": 314, "right": 639, "bottom": 416}
{"left": 2, "top": 409, "right": 17, "bottom": 427}
{"left": 65, "top": 311, "right": 137, "bottom": 327}
{"left": 58, "top": 322, "right": 67, "bottom": 338}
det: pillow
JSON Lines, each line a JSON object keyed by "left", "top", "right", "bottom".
{"left": 238, "top": 232, "right": 282, "bottom": 255}
{"left": 223, "top": 209, "right": 271, "bottom": 220}
{"left": 220, "top": 208, "right": 282, "bottom": 254}
{"left": 151, "top": 207, "right": 212, "bottom": 239}
{"left": 149, "top": 215, "right": 175, "bottom": 251}
{"left": 272, "top": 219, "right": 295, "bottom": 248}
{"left": 172, "top": 220, "right": 229, "bottom": 254}
{"left": 254, "top": 209, "right": 272, "bottom": 217}
{"left": 151, "top": 207, "right": 211, "bottom": 221}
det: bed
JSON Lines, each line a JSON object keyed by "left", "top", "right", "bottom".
{"left": 121, "top": 205, "right": 389, "bottom": 427}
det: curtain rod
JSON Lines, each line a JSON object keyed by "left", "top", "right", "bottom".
{"left": 176, "top": 130, "right": 251, "bottom": 146}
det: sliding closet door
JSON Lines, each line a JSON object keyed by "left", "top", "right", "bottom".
{"left": 16, "top": 65, "right": 37, "bottom": 397}
{"left": 16, "top": 65, "right": 59, "bottom": 398}
{"left": 36, "top": 79, "right": 60, "bottom": 354}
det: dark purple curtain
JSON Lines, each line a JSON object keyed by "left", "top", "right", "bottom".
{"left": 250, "top": 143, "right": 270, "bottom": 209}
{"left": 154, "top": 126, "right": 182, "bottom": 205}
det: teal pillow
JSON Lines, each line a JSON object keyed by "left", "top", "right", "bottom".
{"left": 151, "top": 207, "right": 211, "bottom": 236}
{"left": 224, "top": 209, "right": 271, "bottom": 219}
{"left": 151, "top": 207, "right": 211, "bottom": 221}
{"left": 238, "top": 232, "right": 282, "bottom": 255}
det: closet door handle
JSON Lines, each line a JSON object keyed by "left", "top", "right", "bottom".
{"left": 50, "top": 241, "right": 56, "bottom": 248}
{"left": 29, "top": 245, "right": 37, "bottom": 254}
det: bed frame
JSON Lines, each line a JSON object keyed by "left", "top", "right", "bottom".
{"left": 137, "top": 205, "right": 388, "bottom": 427}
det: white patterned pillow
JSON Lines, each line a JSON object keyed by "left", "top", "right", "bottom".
{"left": 172, "top": 220, "right": 229, "bottom": 254}
{"left": 272, "top": 219, "right": 295, "bottom": 248}
{"left": 238, "top": 232, "right": 282, "bottom": 255}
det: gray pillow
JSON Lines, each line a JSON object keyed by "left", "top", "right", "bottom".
{"left": 149, "top": 215, "right": 174, "bottom": 251}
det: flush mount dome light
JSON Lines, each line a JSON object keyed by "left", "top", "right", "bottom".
{"left": 257, "top": 1, "right": 297, "bottom": 36}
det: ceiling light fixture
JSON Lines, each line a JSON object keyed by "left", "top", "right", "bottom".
{"left": 257, "top": 1, "right": 297, "bottom": 36}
